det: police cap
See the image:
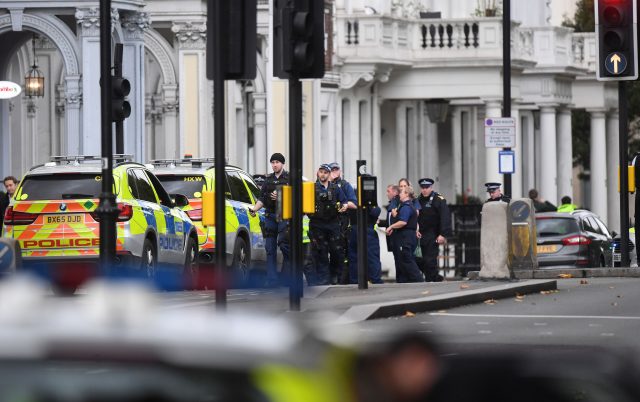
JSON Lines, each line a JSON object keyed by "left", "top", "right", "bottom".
{"left": 319, "top": 163, "right": 332, "bottom": 172}
{"left": 418, "top": 178, "right": 434, "bottom": 188}
{"left": 485, "top": 182, "right": 501, "bottom": 192}
{"left": 329, "top": 162, "right": 341, "bottom": 170}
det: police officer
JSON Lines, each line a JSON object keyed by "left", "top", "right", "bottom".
{"left": 329, "top": 162, "right": 357, "bottom": 284}
{"left": 484, "top": 182, "right": 510, "bottom": 203}
{"left": 416, "top": 178, "right": 451, "bottom": 282}
{"left": 249, "top": 153, "right": 290, "bottom": 287}
{"left": 385, "top": 186, "right": 424, "bottom": 283}
{"left": 348, "top": 204, "right": 383, "bottom": 285}
{"left": 309, "top": 164, "right": 348, "bottom": 285}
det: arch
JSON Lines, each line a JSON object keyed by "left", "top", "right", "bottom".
{"left": 144, "top": 28, "right": 177, "bottom": 86}
{"left": 0, "top": 13, "right": 80, "bottom": 75}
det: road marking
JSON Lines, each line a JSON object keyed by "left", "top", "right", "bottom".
{"left": 539, "top": 331, "right": 554, "bottom": 336}
{"left": 478, "top": 330, "right": 492, "bottom": 334}
{"left": 600, "top": 333, "right": 616, "bottom": 337}
{"left": 533, "top": 322, "right": 548, "bottom": 326}
{"left": 161, "top": 297, "right": 245, "bottom": 309}
{"left": 430, "top": 313, "right": 640, "bottom": 320}
{"left": 476, "top": 321, "right": 490, "bottom": 325}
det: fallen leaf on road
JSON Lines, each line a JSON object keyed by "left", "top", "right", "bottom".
{"left": 404, "top": 311, "right": 416, "bottom": 317}
{"left": 437, "top": 310, "right": 447, "bottom": 313}
{"left": 484, "top": 299, "right": 497, "bottom": 305}
{"left": 460, "top": 284, "right": 470, "bottom": 289}
{"left": 609, "top": 286, "right": 616, "bottom": 289}
{"left": 515, "top": 294, "right": 525, "bottom": 302}
{"left": 557, "top": 273, "right": 573, "bottom": 278}
{"left": 540, "top": 290, "right": 559, "bottom": 295}
{"left": 421, "top": 290, "right": 430, "bottom": 295}
{"left": 611, "top": 302, "right": 618, "bottom": 307}
{"left": 579, "top": 280, "right": 589, "bottom": 285}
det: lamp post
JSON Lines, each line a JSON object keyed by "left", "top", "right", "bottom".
{"left": 24, "top": 35, "right": 44, "bottom": 98}
{"left": 425, "top": 99, "right": 449, "bottom": 124}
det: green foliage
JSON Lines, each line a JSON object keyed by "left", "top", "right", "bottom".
{"left": 567, "top": 0, "right": 594, "bottom": 32}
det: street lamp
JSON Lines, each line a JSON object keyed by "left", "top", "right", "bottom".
{"left": 24, "top": 35, "right": 44, "bottom": 98}
{"left": 425, "top": 98, "right": 449, "bottom": 123}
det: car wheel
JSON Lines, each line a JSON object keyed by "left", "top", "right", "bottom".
{"left": 141, "top": 238, "right": 157, "bottom": 279}
{"left": 231, "top": 237, "right": 250, "bottom": 287}
{"left": 183, "top": 236, "right": 199, "bottom": 290}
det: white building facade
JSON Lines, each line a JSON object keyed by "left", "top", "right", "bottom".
{"left": 0, "top": 0, "right": 623, "bottom": 231}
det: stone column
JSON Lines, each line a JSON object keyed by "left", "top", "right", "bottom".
{"left": 75, "top": 7, "right": 105, "bottom": 155}
{"left": 121, "top": 11, "right": 149, "bottom": 162}
{"left": 253, "top": 92, "right": 268, "bottom": 173}
{"left": 173, "top": 21, "right": 207, "bottom": 157}
{"left": 160, "top": 85, "right": 179, "bottom": 159}
{"left": 396, "top": 102, "right": 407, "bottom": 179}
{"left": 451, "top": 106, "right": 462, "bottom": 197}
{"left": 607, "top": 110, "right": 620, "bottom": 231}
{"left": 511, "top": 106, "right": 522, "bottom": 199}
{"left": 556, "top": 108, "right": 573, "bottom": 205}
{"left": 540, "top": 106, "right": 558, "bottom": 204}
{"left": 63, "top": 75, "right": 81, "bottom": 155}
{"left": 589, "top": 109, "right": 607, "bottom": 223}
{"left": 423, "top": 105, "right": 439, "bottom": 188}
{"left": 484, "top": 99, "right": 502, "bottom": 186}
{"left": 372, "top": 83, "right": 382, "bottom": 178}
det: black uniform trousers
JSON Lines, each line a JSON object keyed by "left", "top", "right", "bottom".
{"left": 395, "top": 229, "right": 424, "bottom": 283}
{"left": 309, "top": 220, "right": 344, "bottom": 286}
{"left": 419, "top": 231, "right": 443, "bottom": 282}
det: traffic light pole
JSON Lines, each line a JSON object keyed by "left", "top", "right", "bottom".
{"left": 212, "top": 0, "right": 227, "bottom": 309}
{"left": 97, "top": 0, "right": 118, "bottom": 269}
{"left": 114, "top": 44, "right": 124, "bottom": 155}
{"left": 289, "top": 76, "right": 303, "bottom": 311}
{"left": 619, "top": 81, "right": 630, "bottom": 267}
{"left": 356, "top": 160, "right": 368, "bottom": 290}
{"left": 502, "top": 0, "right": 512, "bottom": 198}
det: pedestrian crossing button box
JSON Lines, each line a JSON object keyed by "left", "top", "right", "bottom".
{"left": 358, "top": 175, "right": 377, "bottom": 207}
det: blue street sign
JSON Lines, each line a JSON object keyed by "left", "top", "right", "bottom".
{"left": 604, "top": 52, "right": 627, "bottom": 75}
{"left": 0, "top": 242, "right": 13, "bottom": 271}
{"left": 499, "top": 150, "right": 515, "bottom": 174}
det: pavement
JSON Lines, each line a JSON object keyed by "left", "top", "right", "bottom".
{"left": 216, "top": 266, "right": 640, "bottom": 324}
{"left": 217, "top": 277, "right": 557, "bottom": 324}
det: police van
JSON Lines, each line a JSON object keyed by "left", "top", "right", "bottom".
{"left": 148, "top": 157, "right": 265, "bottom": 283}
{"left": 1, "top": 155, "right": 199, "bottom": 292}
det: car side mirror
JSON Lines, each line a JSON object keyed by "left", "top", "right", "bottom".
{"left": 171, "top": 194, "right": 190, "bottom": 208}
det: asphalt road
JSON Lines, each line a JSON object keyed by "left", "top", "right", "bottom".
{"left": 357, "top": 277, "right": 640, "bottom": 357}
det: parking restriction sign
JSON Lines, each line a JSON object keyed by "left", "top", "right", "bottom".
{"left": 485, "top": 117, "right": 515, "bottom": 148}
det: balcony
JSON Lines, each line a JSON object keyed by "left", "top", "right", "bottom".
{"left": 335, "top": 13, "right": 596, "bottom": 74}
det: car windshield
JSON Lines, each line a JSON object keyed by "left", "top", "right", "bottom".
{"left": 156, "top": 175, "right": 205, "bottom": 199}
{"left": 0, "top": 360, "right": 259, "bottom": 402}
{"left": 536, "top": 217, "right": 579, "bottom": 237}
{"left": 17, "top": 174, "right": 104, "bottom": 200}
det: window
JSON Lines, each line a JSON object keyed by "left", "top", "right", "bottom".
{"left": 133, "top": 169, "right": 158, "bottom": 204}
{"left": 238, "top": 171, "right": 260, "bottom": 200}
{"left": 227, "top": 171, "right": 252, "bottom": 204}
{"left": 594, "top": 217, "right": 611, "bottom": 238}
{"left": 127, "top": 170, "right": 139, "bottom": 199}
{"left": 535, "top": 218, "right": 579, "bottom": 237}
{"left": 581, "top": 217, "right": 597, "bottom": 234}
{"left": 17, "top": 174, "right": 104, "bottom": 200}
{"left": 156, "top": 175, "right": 205, "bottom": 199}
{"left": 146, "top": 171, "right": 175, "bottom": 208}
{"left": 586, "top": 217, "right": 603, "bottom": 235}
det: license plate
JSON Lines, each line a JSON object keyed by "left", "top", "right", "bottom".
{"left": 537, "top": 244, "right": 558, "bottom": 254}
{"left": 45, "top": 214, "right": 84, "bottom": 224}
{"left": 613, "top": 253, "right": 621, "bottom": 262}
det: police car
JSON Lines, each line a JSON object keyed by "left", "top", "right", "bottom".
{"left": 148, "top": 158, "right": 265, "bottom": 282}
{"left": 1, "top": 155, "right": 199, "bottom": 292}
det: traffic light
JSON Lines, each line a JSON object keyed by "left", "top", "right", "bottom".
{"left": 111, "top": 75, "right": 131, "bottom": 122}
{"left": 595, "top": 0, "right": 638, "bottom": 81}
{"left": 274, "top": 0, "right": 325, "bottom": 79}
{"left": 206, "top": 0, "right": 257, "bottom": 80}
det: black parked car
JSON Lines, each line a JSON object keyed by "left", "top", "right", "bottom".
{"left": 536, "top": 210, "right": 613, "bottom": 268}
{"left": 612, "top": 228, "right": 636, "bottom": 267}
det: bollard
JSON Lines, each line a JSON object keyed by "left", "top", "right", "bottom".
{"left": 0, "top": 238, "right": 22, "bottom": 274}
{"left": 509, "top": 199, "right": 538, "bottom": 270}
{"left": 479, "top": 202, "right": 513, "bottom": 279}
